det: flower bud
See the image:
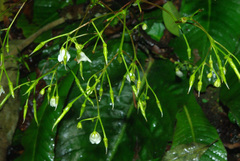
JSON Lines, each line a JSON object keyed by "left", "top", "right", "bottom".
{"left": 207, "top": 72, "right": 212, "bottom": 79}
{"left": 156, "top": 99, "right": 163, "bottom": 117}
{"left": 8, "top": 81, "right": 14, "bottom": 98}
{"left": 137, "top": 80, "right": 141, "bottom": 94}
{"left": 209, "top": 55, "right": 213, "bottom": 69}
{"left": 99, "top": 87, "right": 103, "bottom": 101}
{"left": 228, "top": 57, "right": 240, "bottom": 79}
{"left": 138, "top": 100, "right": 147, "bottom": 121}
{"left": 110, "top": 89, "right": 114, "bottom": 109}
{"left": 103, "top": 137, "right": 108, "bottom": 154}
{"left": 180, "top": 17, "right": 188, "bottom": 23}
{"left": 142, "top": 23, "right": 147, "bottom": 30}
{"left": 23, "top": 101, "right": 29, "bottom": 122}
{"left": 79, "top": 103, "right": 86, "bottom": 118}
{"left": 39, "top": 88, "right": 45, "bottom": 95}
{"left": 77, "top": 122, "right": 82, "bottom": 129}
{"left": 0, "top": 85, "right": 5, "bottom": 96}
{"left": 214, "top": 78, "right": 221, "bottom": 87}
{"left": 31, "top": 42, "right": 46, "bottom": 55}
{"left": 187, "top": 48, "right": 191, "bottom": 59}
{"left": 89, "top": 131, "right": 101, "bottom": 144}
{"left": 197, "top": 81, "right": 202, "bottom": 96}
{"left": 6, "top": 43, "right": 9, "bottom": 53}
{"left": 103, "top": 43, "right": 108, "bottom": 65}
{"left": 188, "top": 74, "right": 195, "bottom": 94}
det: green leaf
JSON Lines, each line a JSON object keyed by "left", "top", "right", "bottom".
{"left": 171, "top": 0, "right": 240, "bottom": 90}
{"left": 144, "top": 9, "right": 165, "bottom": 41}
{"left": 172, "top": 94, "right": 227, "bottom": 161}
{"left": 15, "top": 66, "right": 78, "bottom": 161}
{"left": 163, "top": 1, "right": 180, "bottom": 37}
{"left": 162, "top": 142, "right": 209, "bottom": 161}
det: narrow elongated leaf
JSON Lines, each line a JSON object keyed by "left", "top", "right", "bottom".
{"left": 171, "top": 94, "right": 227, "bottom": 161}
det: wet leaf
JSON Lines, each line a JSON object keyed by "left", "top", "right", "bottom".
{"left": 162, "top": 142, "right": 209, "bottom": 161}
{"left": 172, "top": 94, "right": 227, "bottom": 161}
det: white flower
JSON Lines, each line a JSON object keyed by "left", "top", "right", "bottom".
{"left": 176, "top": 68, "right": 183, "bottom": 78}
{"left": 89, "top": 131, "right": 101, "bottom": 144}
{"left": 0, "top": 85, "right": 5, "bottom": 96}
{"left": 76, "top": 51, "right": 91, "bottom": 63}
{"left": 50, "top": 96, "right": 58, "bottom": 108}
{"left": 58, "top": 48, "right": 70, "bottom": 62}
{"left": 126, "top": 72, "right": 135, "bottom": 82}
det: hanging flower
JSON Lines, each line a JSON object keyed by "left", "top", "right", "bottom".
{"left": 126, "top": 72, "right": 135, "bottom": 82}
{"left": 50, "top": 96, "right": 58, "bottom": 108}
{"left": 76, "top": 51, "right": 92, "bottom": 63}
{"left": 175, "top": 68, "right": 183, "bottom": 78}
{"left": 58, "top": 48, "right": 70, "bottom": 62}
{"left": 89, "top": 131, "right": 101, "bottom": 144}
{"left": 0, "top": 85, "right": 5, "bottom": 96}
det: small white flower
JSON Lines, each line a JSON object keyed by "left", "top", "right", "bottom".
{"left": 0, "top": 85, "right": 5, "bottom": 96}
{"left": 76, "top": 51, "right": 91, "bottom": 63}
{"left": 50, "top": 96, "right": 58, "bottom": 108}
{"left": 126, "top": 72, "right": 135, "bottom": 82}
{"left": 58, "top": 48, "right": 70, "bottom": 62}
{"left": 176, "top": 68, "right": 183, "bottom": 78}
{"left": 89, "top": 131, "right": 101, "bottom": 144}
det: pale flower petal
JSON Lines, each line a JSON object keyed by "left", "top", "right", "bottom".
{"left": 50, "top": 97, "right": 58, "bottom": 108}
{"left": 0, "top": 85, "right": 5, "bottom": 96}
{"left": 126, "top": 72, "right": 135, "bottom": 82}
{"left": 58, "top": 48, "right": 70, "bottom": 62}
{"left": 76, "top": 51, "right": 91, "bottom": 63}
{"left": 176, "top": 70, "right": 183, "bottom": 78}
{"left": 89, "top": 131, "right": 101, "bottom": 144}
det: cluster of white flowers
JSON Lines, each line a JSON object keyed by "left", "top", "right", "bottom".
{"left": 58, "top": 48, "right": 91, "bottom": 64}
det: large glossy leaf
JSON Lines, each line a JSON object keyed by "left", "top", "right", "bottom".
{"left": 162, "top": 142, "right": 209, "bottom": 161}
{"left": 15, "top": 65, "right": 78, "bottom": 161}
{"left": 171, "top": 94, "right": 227, "bottom": 161}
{"left": 171, "top": 0, "right": 240, "bottom": 90}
